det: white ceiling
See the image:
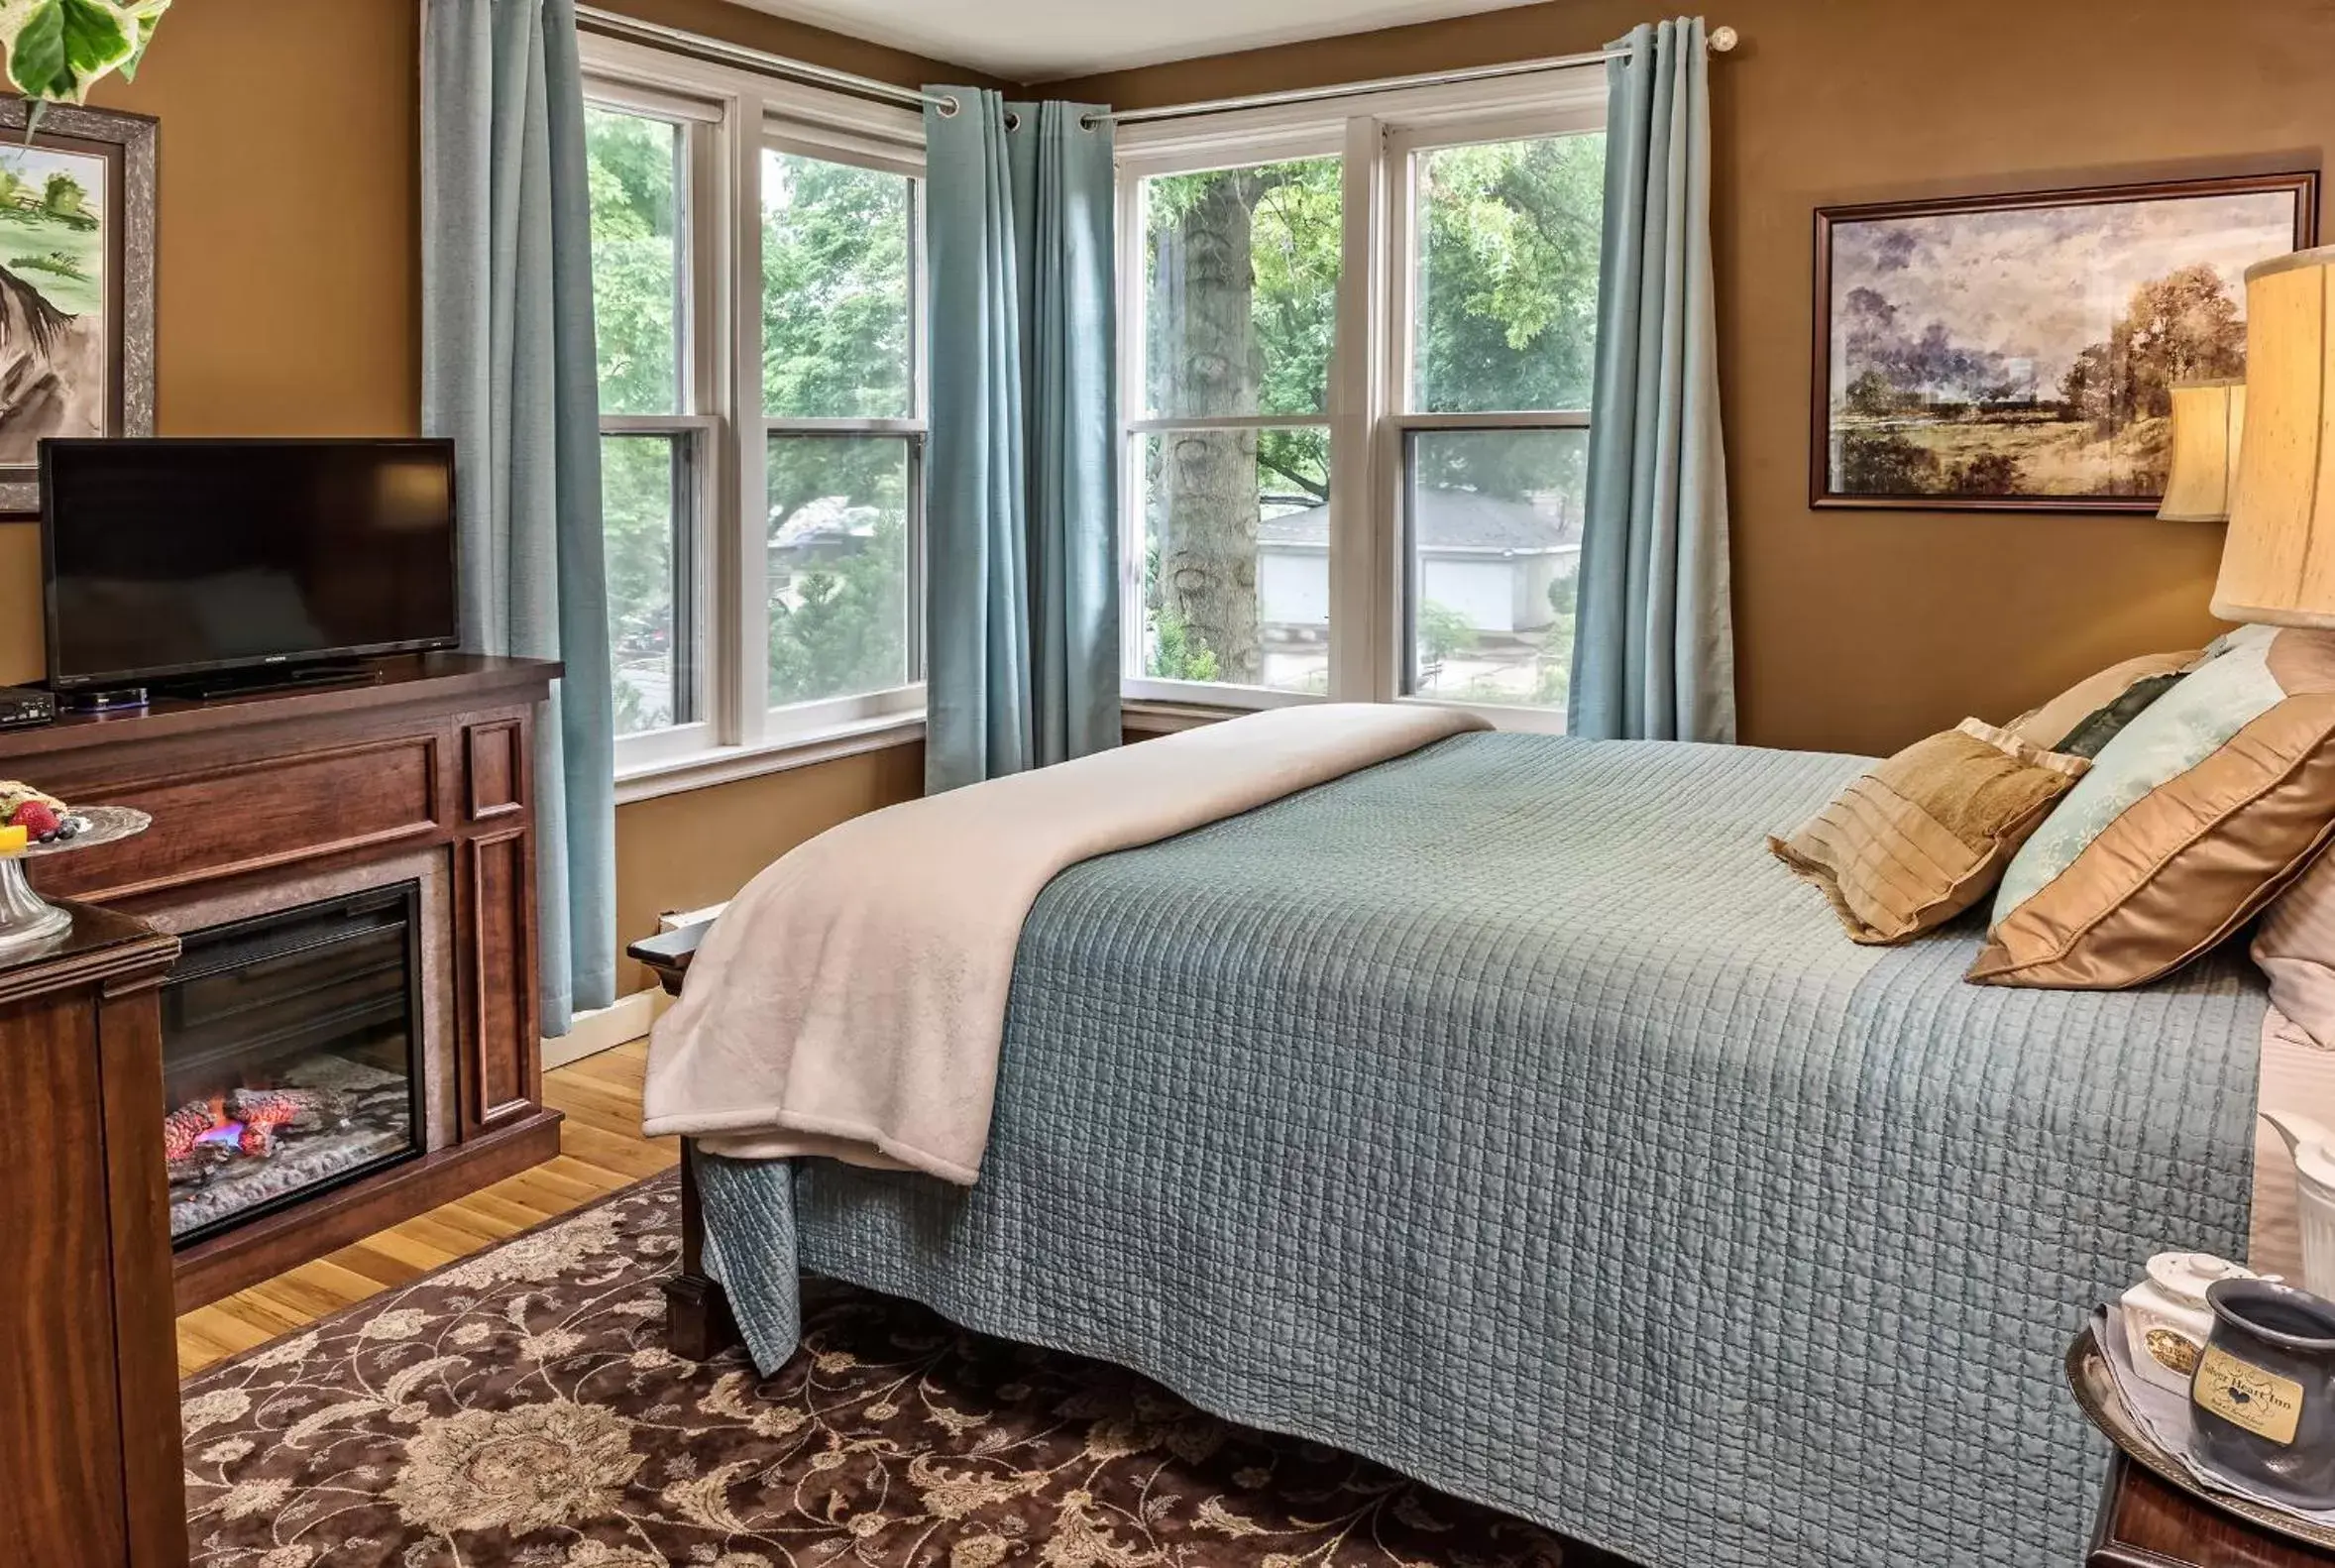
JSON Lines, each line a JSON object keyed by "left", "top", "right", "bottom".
{"left": 733, "top": 0, "right": 1552, "bottom": 82}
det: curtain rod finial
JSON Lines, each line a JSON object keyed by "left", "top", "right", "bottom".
{"left": 1708, "top": 25, "right": 1738, "bottom": 52}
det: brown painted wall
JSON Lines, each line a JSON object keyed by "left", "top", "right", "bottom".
{"left": 1046, "top": 0, "right": 2335, "bottom": 754}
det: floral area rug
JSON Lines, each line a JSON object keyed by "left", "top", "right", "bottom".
{"left": 184, "top": 1172, "right": 1587, "bottom": 1568}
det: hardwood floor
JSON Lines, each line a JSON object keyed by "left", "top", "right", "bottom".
{"left": 174, "top": 1039, "right": 674, "bottom": 1378}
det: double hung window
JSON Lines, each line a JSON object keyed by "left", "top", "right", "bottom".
{"left": 583, "top": 40, "right": 929, "bottom": 794}
{"left": 1118, "top": 80, "right": 1607, "bottom": 726}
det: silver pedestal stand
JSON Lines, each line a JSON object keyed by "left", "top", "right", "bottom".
{"left": 0, "top": 806, "right": 153, "bottom": 957}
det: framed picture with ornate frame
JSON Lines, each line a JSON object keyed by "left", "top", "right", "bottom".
{"left": 1811, "top": 170, "right": 2316, "bottom": 512}
{"left": 0, "top": 96, "right": 156, "bottom": 516}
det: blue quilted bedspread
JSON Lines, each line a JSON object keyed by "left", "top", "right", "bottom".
{"left": 697, "top": 733, "right": 2267, "bottom": 1568}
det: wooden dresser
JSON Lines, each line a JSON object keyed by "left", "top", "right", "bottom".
{"left": 0, "top": 904, "right": 186, "bottom": 1566}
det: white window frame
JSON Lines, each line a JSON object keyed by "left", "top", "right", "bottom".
{"left": 583, "top": 36, "right": 929, "bottom": 803}
{"left": 1115, "top": 73, "right": 1607, "bottom": 731}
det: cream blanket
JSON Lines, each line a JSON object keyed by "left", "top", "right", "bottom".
{"left": 642, "top": 703, "right": 1490, "bottom": 1181}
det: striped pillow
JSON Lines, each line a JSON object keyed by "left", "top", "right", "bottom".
{"left": 1770, "top": 719, "right": 2089, "bottom": 946}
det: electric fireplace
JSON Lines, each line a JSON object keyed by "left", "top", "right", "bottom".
{"left": 162, "top": 883, "right": 426, "bottom": 1246}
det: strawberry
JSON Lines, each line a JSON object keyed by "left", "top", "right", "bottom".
{"left": 8, "top": 800, "right": 58, "bottom": 840}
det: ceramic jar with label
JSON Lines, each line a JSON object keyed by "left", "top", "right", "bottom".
{"left": 2191, "top": 1278, "right": 2335, "bottom": 1508}
{"left": 2124, "top": 1253, "right": 2258, "bottom": 1397}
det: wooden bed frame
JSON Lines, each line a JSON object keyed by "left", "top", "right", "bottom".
{"left": 628, "top": 919, "right": 745, "bottom": 1361}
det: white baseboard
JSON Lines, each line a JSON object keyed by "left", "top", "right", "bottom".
{"left": 542, "top": 985, "right": 666, "bottom": 1069}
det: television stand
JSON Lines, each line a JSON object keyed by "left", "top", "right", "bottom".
{"left": 173, "top": 661, "right": 384, "bottom": 701}
{"left": 0, "top": 654, "right": 566, "bottom": 1312}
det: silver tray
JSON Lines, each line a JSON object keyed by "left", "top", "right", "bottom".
{"left": 9, "top": 804, "right": 150, "bottom": 855}
{"left": 2066, "top": 1324, "right": 2335, "bottom": 1551}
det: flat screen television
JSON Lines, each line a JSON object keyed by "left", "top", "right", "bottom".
{"left": 40, "top": 438, "right": 461, "bottom": 692}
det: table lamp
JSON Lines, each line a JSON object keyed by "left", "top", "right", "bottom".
{"left": 2213, "top": 247, "right": 2335, "bottom": 627}
{"left": 2159, "top": 378, "right": 2245, "bottom": 522}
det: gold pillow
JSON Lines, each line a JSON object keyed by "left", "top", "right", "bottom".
{"left": 1770, "top": 719, "right": 2090, "bottom": 946}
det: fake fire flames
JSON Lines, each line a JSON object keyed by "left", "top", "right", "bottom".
{"left": 163, "top": 1086, "right": 350, "bottom": 1183}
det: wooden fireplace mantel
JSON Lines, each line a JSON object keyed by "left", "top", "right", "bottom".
{"left": 0, "top": 654, "right": 567, "bottom": 1310}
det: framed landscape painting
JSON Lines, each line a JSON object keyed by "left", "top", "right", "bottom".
{"left": 0, "top": 98, "right": 155, "bottom": 515}
{"left": 1812, "top": 171, "right": 2316, "bottom": 511}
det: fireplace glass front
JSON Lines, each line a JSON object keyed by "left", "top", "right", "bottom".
{"left": 163, "top": 883, "right": 425, "bottom": 1246}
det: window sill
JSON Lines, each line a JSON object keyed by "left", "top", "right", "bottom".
{"left": 1121, "top": 698, "right": 1252, "bottom": 734}
{"left": 1122, "top": 694, "right": 1569, "bottom": 736}
{"left": 614, "top": 712, "right": 925, "bottom": 806}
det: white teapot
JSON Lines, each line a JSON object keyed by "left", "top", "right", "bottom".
{"left": 2260, "top": 1108, "right": 2335, "bottom": 1298}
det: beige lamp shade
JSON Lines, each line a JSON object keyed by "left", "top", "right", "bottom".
{"left": 2216, "top": 246, "right": 2335, "bottom": 627}
{"left": 2159, "top": 379, "right": 2246, "bottom": 521}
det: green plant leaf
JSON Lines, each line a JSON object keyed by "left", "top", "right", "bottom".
{"left": 7, "top": 2, "right": 71, "bottom": 100}
{"left": 116, "top": 0, "right": 166, "bottom": 81}
{"left": 60, "top": 2, "right": 127, "bottom": 64}
{"left": 55, "top": 0, "right": 134, "bottom": 96}
{"left": 0, "top": 0, "right": 149, "bottom": 104}
{"left": 117, "top": 15, "right": 155, "bottom": 79}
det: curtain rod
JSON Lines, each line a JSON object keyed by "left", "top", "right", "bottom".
{"left": 571, "top": 6, "right": 1737, "bottom": 128}
{"left": 1094, "top": 26, "right": 1737, "bottom": 127}
{"left": 573, "top": 5, "right": 948, "bottom": 112}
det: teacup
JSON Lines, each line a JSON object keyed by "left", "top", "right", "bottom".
{"left": 2191, "top": 1278, "right": 2335, "bottom": 1508}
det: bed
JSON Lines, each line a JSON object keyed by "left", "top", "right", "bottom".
{"left": 642, "top": 726, "right": 2293, "bottom": 1568}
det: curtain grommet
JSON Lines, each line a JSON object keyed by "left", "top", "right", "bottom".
{"left": 936, "top": 95, "right": 959, "bottom": 117}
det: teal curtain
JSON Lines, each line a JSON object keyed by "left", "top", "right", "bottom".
{"left": 923, "top": 90, "right": 1119, "bottom": 793}
{"left": 1569, "top": 17, "right": 1735, "bottom": 742}
{"left": 421, "top": 0, "right": 616, "bottom": 1036}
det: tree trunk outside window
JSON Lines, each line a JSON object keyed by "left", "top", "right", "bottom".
{"left": 1152, "top": 170, "right": 1274, "bottom": 686}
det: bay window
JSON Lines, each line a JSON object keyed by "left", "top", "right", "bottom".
{"left": 583, "top": 39, "right": 927, "bottom": 797}
{"left": 1118, "top": 81, "right": 1606, "bottom": 727}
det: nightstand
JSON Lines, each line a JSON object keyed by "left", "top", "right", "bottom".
{"left": 2093, "top": 1455, "right": 2335, "bottom": 1565}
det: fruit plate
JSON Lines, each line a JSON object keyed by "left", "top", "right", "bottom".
{"left": 2066, "top": 1323, "right": 2335, "bottom": 1551}
{"left": 10, "top": 804, "right": 151, "bottom": 855}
